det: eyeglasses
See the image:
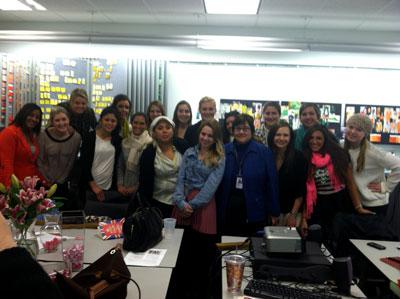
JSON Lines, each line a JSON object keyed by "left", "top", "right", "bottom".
{"left": 234, "top": 126, "right": 251, "bottom": 133}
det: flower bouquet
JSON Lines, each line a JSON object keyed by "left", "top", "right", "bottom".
{"left": 0, "top": 174, "right": 60, "bottom": 256}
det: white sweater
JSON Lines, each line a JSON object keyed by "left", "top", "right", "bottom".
{"left": 348, "top": 143, "right": 400, "bottom": 207}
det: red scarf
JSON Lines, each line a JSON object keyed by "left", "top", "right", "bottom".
{"left": 305, "top": 152, "right": 343, "bottom": 219}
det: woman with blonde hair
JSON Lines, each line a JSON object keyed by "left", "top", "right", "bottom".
{"left": 171, "top": 118, "right": 225, "bottom": 299}
{"left": 173, "top": 118, "right": 225, "bottom": 234}
{"left": 58, "top": 88, "right": 96, "bottom": 143}
{"left": 38, "top": 107, "right": 81, "bottom": 210}
{"left": 184, "top": 96, "right": 217, "bottom": 146}
{"left": 344, "top": 113, "right": 400, "bottom": 215}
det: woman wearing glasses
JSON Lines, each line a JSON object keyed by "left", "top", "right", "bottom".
{"left": 217, "top": 114, "right": 279, "bottom": 237}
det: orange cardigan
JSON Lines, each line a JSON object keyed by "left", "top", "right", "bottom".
{"left": 0, "top": 125, "right": 42, "bottom": 187}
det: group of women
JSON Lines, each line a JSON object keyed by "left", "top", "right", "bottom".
{"left": 1, "top": 93, "right": 400, "bottom": 298}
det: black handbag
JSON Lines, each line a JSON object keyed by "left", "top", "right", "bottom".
{"left": 122, "top": 193, "right": 163, "bottom": 253}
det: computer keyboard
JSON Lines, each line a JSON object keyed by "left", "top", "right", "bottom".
{"left": 244, "top": 279, "right": 341, "bottom": 299}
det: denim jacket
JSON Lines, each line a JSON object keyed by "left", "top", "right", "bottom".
{"left": 173, "top": 146, "right": 226, "bottom": 210}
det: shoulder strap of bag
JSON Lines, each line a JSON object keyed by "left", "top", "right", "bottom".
{"left": 136, "top": 192, "right": 151, "bottom": 208}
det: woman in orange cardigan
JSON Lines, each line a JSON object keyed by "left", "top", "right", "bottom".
{"left": 0, "top": 103, "right": 43, "bottom": 186}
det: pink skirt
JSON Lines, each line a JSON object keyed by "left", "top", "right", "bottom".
{"left": 172, "top": 189, "right": 216, "bottom": 235}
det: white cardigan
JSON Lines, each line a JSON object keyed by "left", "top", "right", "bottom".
{"left": 348, "top": 143, "right": 400, "bottom": 207}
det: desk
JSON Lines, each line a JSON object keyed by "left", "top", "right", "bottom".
{"left": 127, "top": 267, "right": 172, "bottom": 299}
{"left": 221, "top": 236, "right": 366, "bottom": 299}
{"left": 350, "top": 239, "right": 400, "bottom": 284}
{"left": 39, "top": 228, "right": 183, "bottom": 268}
{"left": 38, "top": 228, "right": 183, "bottom": 299}
{"left": 84, "top": 228, "right": 183, "bottom": 268}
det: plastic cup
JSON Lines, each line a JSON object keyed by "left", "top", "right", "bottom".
{"left": 163, "top": 218, "right": 176, "bottom": 239}
{"left": 224, "top": 254, "right": 246, "bottom": 294}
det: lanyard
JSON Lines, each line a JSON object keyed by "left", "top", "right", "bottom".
{"left": 233, "top": 145, "right": 248, "bottom": 177}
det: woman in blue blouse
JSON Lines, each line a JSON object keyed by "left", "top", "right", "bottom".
{"left": 217, "top": 114, "right": 279, "bottom": 237}
{"left": 171, "top": 119, "right": 225, "bottom": 299}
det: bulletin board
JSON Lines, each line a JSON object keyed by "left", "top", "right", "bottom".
{"left": 281, "top": 101, "right": 342, "bottom": 138}
{"left": 38, "top": 57, "right": 88, "bottom": 123}
{"left": 220, "top": 99, "right": 272, "bottom": 129}
{"left": 91, "top": 58, "right": 128, "bottom": 116}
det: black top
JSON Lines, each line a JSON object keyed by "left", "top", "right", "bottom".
{"left": 278, "top": 150, "right": 307, "bottom": 213}
{"left": 58, "top": 101, "right": 97, "bottom": 144}
{"left": 80, "top": 130, "right": 122, "bottom": 190}
{"left": 0, "top": 247, "right": 63, "bottom": 298}
{"left": 138, "top": 137, "right": 189, "bottom": 202}
{"left": 183, "top": 121, "right": 201, "bottom": 147}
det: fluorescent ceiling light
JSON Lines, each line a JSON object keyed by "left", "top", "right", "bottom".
{"left": 0, "top": 0, "right": 32, "bottom": 10}
{"left": 26, "top": 0, "right": 47, "bottom": 11}
{"left": 196, "top": 35, "right": 303, "bottom": 52}
{"left": 204, "top": 0, "right": 260, "bottom": 15}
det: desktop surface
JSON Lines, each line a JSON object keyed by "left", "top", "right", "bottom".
{"left": 350, "top": 239, "right": 400, "bottom": 283}
{"left": 222, "top": 236, "right": 366, "bottom": 299}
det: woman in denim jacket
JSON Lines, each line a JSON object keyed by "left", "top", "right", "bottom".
{"left": 171, "top": 119, "right": 225, "bottom": 299}
{"left": 173, "top": 119, "right": 225, "bottom": 234}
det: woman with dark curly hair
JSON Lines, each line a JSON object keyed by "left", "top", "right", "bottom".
{"left": 0, "top": 103, "right": 44, "bottom": 186}
{"left": 300, "top": 125, "right": 372, "bottom": 241}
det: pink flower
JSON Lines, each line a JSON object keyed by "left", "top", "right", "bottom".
{"left": 21, "top": 176, "right": 40, "bottom": 191}
{"left": 2, "top": 175, "right": 56, "bottom": 227}
{"left": 36, "top": 198, "right": 55, "bottom": 213}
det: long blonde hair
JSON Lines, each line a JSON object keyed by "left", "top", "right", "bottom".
{"left": 344, "top": 137, "right": 368, "bottom": 172}
{"left": 198, "top": 119, "right": 224, "bottom": 167}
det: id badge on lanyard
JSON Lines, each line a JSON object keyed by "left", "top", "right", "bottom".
{"left": 234, "top": 147, "right": 245, "bottom": 190}
{"left": 236, "top": 176, "right": 243, "bottom": 189}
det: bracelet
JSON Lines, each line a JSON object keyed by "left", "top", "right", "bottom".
{"left": 354, "top": 204, "right": 362, "bottom": 210}
{"left": 287, "top": 212, "right": 296, "bottom": 217}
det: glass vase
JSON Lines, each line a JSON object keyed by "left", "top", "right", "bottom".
{"left": 15, "top": 222, "right": 39, "bottom": 258}
{"left": 40, "top": 213, "right": 62, "bottom": 253}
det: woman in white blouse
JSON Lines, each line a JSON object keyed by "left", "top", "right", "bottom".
{"left": 81, "top": 107, "right": 126, "bottom": 218}
{"left": 138, "top": 116, "right": 189, "bottom": 218}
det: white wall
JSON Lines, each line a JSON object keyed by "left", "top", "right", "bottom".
{"left": 166, "top": 62, "right": 400, "bottom": 120}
